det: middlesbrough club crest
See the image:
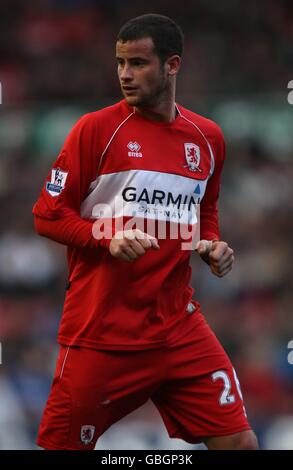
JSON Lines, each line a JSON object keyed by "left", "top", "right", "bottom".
{"left": 80, "top": 425, "right": 95, "bottom": 445}
{"left": 184, "top": 143, "right": 202, "bottom": 172}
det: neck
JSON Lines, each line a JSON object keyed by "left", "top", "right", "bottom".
{"left": 134, "top": 83, "right": 177, "bottom": 123}
{"left": 135, "top": 101, "right": 177, "bottom": 122}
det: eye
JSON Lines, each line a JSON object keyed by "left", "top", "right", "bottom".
{"left": 131, "top": 60, "right": 146, "bottom": 66}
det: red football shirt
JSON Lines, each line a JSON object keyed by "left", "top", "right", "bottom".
{"left": 33, "top": 100, "right": 226, "bottom": 350}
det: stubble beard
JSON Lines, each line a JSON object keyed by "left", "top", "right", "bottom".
{"left": 142, "top": 72, "right": 169, "bottom": 109}
{"left": 124, "top": 68, "right": 170, "bottom": 109}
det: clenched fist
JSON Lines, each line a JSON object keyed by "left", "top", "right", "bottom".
{"left": 109, "top": 229, "right": 160, "bottom": 262}
{"left": 196, "top": 240, "right": 234, "bottom": 277}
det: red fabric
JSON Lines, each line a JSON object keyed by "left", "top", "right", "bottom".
{"left": 37, "top": 309, "right": 250, "bottom": 450}
{"left": 33, "top": 100, "right": 226, "bottom": 350}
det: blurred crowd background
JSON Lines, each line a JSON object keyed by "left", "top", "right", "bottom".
{"left": 0, "top": 0, "right": 292, "bottom": 450}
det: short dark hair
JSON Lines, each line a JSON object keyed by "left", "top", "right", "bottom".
{"left": 117, "top": 14, "right": 184, "bottom": 64}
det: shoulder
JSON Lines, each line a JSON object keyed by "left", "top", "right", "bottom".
{"left": 78, "top": 100, "right": 132, "bottom": 128}
{"left": 71, "top": 101, "right": 133, "bottom": 146}
{"left": 177, "top": 104, "right": 225, "bottom": 144}
{"left": 65, "top": 100, "right": 134, "bottom": 154}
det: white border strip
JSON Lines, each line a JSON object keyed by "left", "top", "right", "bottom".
{"left": 60, "top": 346, "right": 70, "bottom": 379}
{"left": 98, "top": 111, "right": 135, "bottom": 171}
{"left": 176, "top": 104, "right": 215, "bottom": 177}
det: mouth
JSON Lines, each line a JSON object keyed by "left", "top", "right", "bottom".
{"left": 122, "top": 86, "right": 138, "bottom": 95}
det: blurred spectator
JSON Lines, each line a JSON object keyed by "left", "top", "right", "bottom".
{"left": 0, "top": 0, "right": 292, "bottom": 449}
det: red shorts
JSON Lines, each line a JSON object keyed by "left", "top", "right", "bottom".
{"left": 37, "top": 310, "right": 251, "bottom": 450}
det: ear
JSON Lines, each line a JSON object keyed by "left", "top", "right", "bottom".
{"left": 166, "top": 55, "right": 181, "bottom": 76}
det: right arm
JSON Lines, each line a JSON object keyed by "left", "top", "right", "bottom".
{"left": 33, "top": 114, "right": 108, "bottom": 249}
{"left": 33, "top": 115, "right": 158, "bottom": 258}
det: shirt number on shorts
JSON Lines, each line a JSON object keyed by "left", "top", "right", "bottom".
{"left": 212, "top": 369, "right": 243, "bottom": 405}
{"left": 211, "top": 370, "right": 235, "bottom": 405}
{"left": 211, "top": 369, "right": 247, "bottom": 415}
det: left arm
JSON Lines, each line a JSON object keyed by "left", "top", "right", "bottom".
{"left": 197, "top": 125, "right": 234, "bottom": 277}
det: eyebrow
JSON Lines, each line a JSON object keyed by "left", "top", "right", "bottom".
{"left": 116, "top": 56, "right": 148, "bottom": 60}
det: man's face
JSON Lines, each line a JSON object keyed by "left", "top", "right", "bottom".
{"left": 116, "top": 37, "right": 169, "bottom": 107}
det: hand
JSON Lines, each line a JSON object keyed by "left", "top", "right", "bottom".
{"left": 109, "top": 229, "right": 160, "bottom": 262}
{"left": 196, "top": 239, "right": 234, "bottom": 277}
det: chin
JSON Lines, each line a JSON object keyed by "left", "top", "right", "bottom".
{"left": 124, "top": 96, "right": 140, "bottom": 106}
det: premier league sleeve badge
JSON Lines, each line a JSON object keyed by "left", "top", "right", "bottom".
{"left": 46, "top": 168, "right": 68, "bottom": 197}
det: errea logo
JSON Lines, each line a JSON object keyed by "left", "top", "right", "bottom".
{"left": 127, "top": 141, "right": 143, "bottom": 158}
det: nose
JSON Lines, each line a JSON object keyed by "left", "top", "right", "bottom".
{"left": 119, "top": 63, "right": 133, "bottom": 82}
